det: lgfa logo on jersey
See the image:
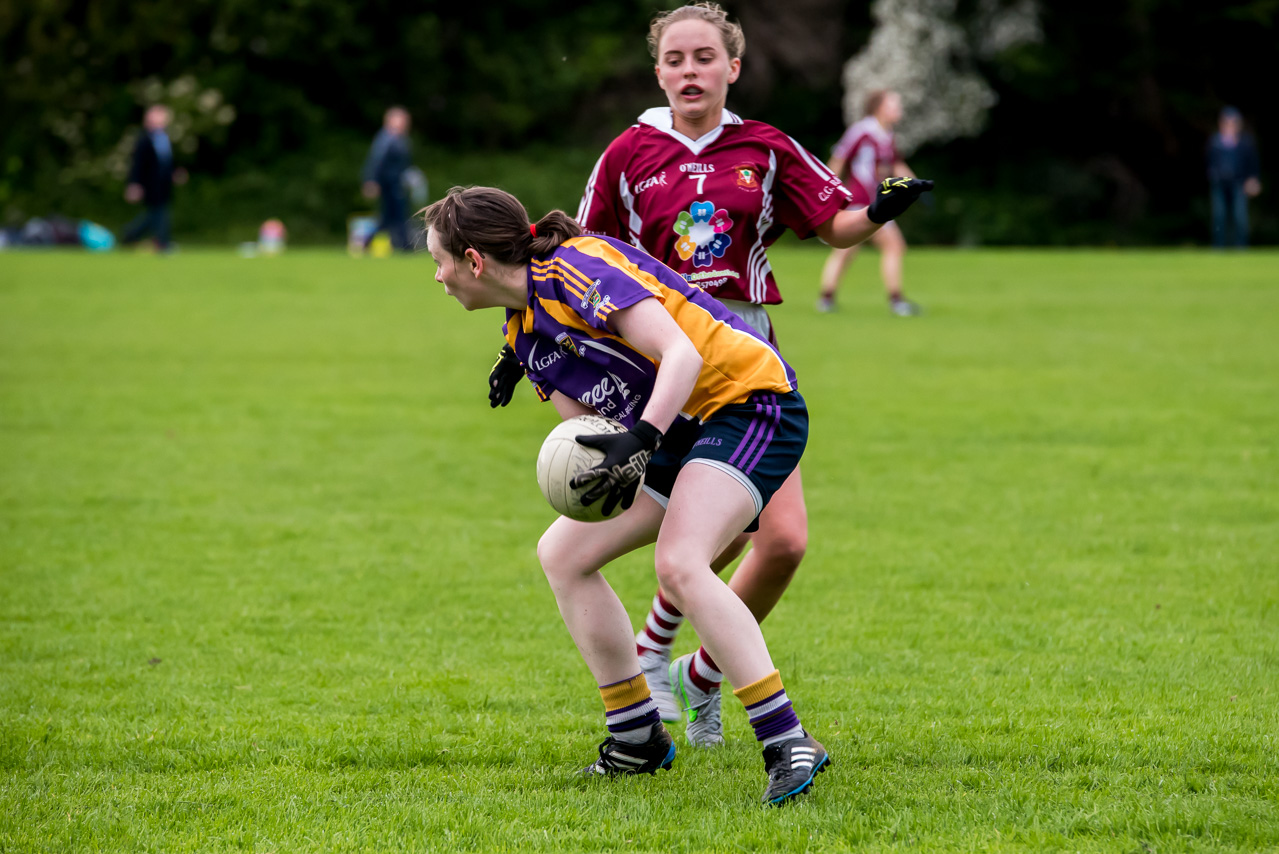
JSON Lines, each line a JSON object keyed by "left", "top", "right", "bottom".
{"left": 673, "top": 200, "right": 733, "bottom": 268}
{"left": 555, "top": 332, "right": 581, "bottom": 357}
{"left": 733, "top": 163, "right": 760, "bottom": 191}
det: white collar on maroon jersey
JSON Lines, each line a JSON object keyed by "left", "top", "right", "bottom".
{"left": 636, "top": 107, "right": 743, "bottom": 156}
{"left": 863, "top": 115, "right": 890, "bottom": 139}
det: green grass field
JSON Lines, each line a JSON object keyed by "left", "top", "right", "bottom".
{"left": 2, "top": 247, "right": 1277, "bottom": 852}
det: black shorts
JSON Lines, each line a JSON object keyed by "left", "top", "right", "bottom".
{"left": 642, "top": 390, "right": 808, "bottom": 533}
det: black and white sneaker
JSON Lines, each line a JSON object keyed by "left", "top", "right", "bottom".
{"left": 582, "top": 724, "right": 676, "bottom": 777}
{"left": 761, "top": 731, "right": 830, "bottom": 805}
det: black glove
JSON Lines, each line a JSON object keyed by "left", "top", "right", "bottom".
{"left": 570, "top": 420, "right": 663, "bottom": 516}
{"left": 488, "top": 344, "right": 524, "bottom": 408}
{"left": 866, "top": 177, "right": 935, "bottom": 224}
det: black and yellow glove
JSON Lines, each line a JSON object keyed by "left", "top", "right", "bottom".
{"left": 867, "top": 177, "right": 935, "bottom": 224}
{"left": 570, "top": 421, "right": 663, "bottom": 516}
{"left": 488, "top": 344, "right": 524, "bottom": 408}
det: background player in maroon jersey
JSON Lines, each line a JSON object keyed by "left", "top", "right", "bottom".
{"left": 817, "top": 90, "right": 922, "bottom": 316}
{"left": 489, "top": 2, "right": 931, "bottom": 749}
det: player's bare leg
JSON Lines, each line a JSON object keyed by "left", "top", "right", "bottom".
{"left": 655, "top": 462, "right": 823, "bottom": 799}
{"left": 724, "top": 467, "right": 807, "bottom": 622}
{"left": 875, "top": 225, "right": 919, "bottom": 316}
{"left": 538, "top": 492, "right": 679, "bottom": 774}
{"left": 712, "top": 533, "right": 749, "bottom": 571}
{"left": 647, "top": 465, "right": 807, "bottom": 740}
{"left": 653, "top": 463, "right": 776, "bottom": 687}
{"left": 664, "top": 468, "right": 805, "bottom": 746}
{"left": 818, "top": 245, "right": 859, "bottom": 312}
{"left": 638, "top": 521, "right": 751, "bottom": 725}
{"left": 537, "top": 493, "right": 665, "bottom": 686}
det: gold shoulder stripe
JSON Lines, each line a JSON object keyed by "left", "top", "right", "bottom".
{"left": 564, "top": 237, "right": 666, "bottom": 299}
{"left": 531, "top": 264, "right": 587, "bottom": 301}
{"left": 537, "top": 296, "right": 599, "bottom": 336}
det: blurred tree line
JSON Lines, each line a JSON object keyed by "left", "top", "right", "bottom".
{"left": 1, "top": 0, "right": 1274, "bottom": 245}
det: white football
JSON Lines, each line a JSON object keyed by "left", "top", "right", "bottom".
{"left": 537, "top": 414, "right": 628, "bottom": 522}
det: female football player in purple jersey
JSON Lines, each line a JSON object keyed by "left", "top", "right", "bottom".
{"left": 490, "top": 2, "right": 932, "bottom": 748}
{"left": 424, "top": 184, "right": 919, "bottom": 803}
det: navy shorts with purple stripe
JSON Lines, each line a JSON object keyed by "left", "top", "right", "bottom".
{"left": 642, "top": 390, "right": 808, "bottom": 533}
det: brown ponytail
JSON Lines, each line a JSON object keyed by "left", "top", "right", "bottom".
{"left": 421, "top": 186, "right": 582, "bottom": 265}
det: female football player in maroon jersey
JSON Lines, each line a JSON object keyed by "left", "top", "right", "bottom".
{"left": 817, "top": 89, "right": 922, "bottom": 316}
{"left": 488, "top": 2, "right": 931, "bottom": 747}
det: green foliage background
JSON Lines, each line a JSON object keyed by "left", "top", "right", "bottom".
{"left": 1, "top": 0, "right": 1276, "bottom": 244}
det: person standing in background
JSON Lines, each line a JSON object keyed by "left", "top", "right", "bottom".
{"left": 121, "top": 105, "right": 187, "bottom": 251}
{"left": 817, "top": 90, "right": 921, "bottom": 316}
{"left": 1207, "top": 106, "right": 1262, "bottom": 249}
{"left": 362, "top": 107, "right": 414, "bottom": 252}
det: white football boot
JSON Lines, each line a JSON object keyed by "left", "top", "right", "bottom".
{"left": 637, "top": 639, "right": 680, "bottom": 723}
{"left": 669, "top": 653, "right": 724, "bottom": 747}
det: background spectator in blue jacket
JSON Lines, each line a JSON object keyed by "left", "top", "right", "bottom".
{"left": 1207, "top": 107, "right": 1262, "bottom": 248}
{"left": 121, "top": 105, "right": 188, "bottom": 251}
{"left": 361, "top": 107, "right": 414, "bottom": 252}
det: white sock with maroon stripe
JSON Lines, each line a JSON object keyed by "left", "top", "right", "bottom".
{"left": 635, "top": 590, "right": 683, "bottom": 656}
{"left": 688, "top": 646, "right": 723, "bottom": 692}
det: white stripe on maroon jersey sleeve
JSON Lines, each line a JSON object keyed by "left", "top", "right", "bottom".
{"left": 617, "top": 172, "right": 648, "bottom": 254}
{"left": 576, "top": 150, "right": 608, "bottom": 226}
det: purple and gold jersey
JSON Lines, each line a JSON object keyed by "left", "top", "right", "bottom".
{"left": 503, "top": 235, "right": 797, "bottom": 427}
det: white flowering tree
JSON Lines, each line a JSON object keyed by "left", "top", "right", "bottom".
{"left": 842, "top": 0, "right": 1041, "bottom": 155}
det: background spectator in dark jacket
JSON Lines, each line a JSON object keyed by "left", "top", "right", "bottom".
{"left": 121, "top": 105, "right": 187, "bottom": 251}
{"left": 1207, "top": 106, "right": 1262, "bottom": 248}
{"left": 361, "top": 107, "right": 413, "bottom": 252}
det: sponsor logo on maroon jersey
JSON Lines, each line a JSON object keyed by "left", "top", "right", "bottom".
{"left": 674, "top": 201, "right": 734, "bottom": 268}
{"left": 635, "top": 172, "right": 668, "bottom": 195}
{"left": 679, "top": 163, "right": 716, "bottom": 173}
{"left": 684, "top": 269, "right": 742, "bottom": 291}
{"left": 818, "top": 178, "right": 846, "bottom": 203}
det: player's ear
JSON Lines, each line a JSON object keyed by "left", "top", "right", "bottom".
{"left": 727, "top": 57, "right": 741, "bottom": 85}
{"left": 464, "top": 247, "right": 484, "bottom": 277}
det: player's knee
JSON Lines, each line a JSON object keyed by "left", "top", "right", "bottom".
{"left": 755, "top": 528, "right": 807, "bottom": 577}
{"left": 537, "top": 529, "right": 584, "bottom": 584}
{"left": 652, "top": 546, "right": 703, "bottom": 609}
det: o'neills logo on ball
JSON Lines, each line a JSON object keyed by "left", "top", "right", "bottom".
{"left": 555, "top": 332, "right": 581, "bottom": 357}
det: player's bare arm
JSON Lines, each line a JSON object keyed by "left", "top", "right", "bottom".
{"left": 608, "top": 298, "right": 703, "bottom": 434}
{"left": 818, "top": 177, "right": 935, "bottom": 248}
{"left": 815, "top": 207, "right": 882, "bottom": 248}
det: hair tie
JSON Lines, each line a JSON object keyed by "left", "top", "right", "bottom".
{"left": 529, "top": 223, "right": 538, "bottom": 237}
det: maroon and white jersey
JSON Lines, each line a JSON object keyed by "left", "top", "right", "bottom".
{"left": 831, "top": 116, "right": 899, "bottom": 207}
{"left": 577, "top": 108, "right": 852, "bottom": 306}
